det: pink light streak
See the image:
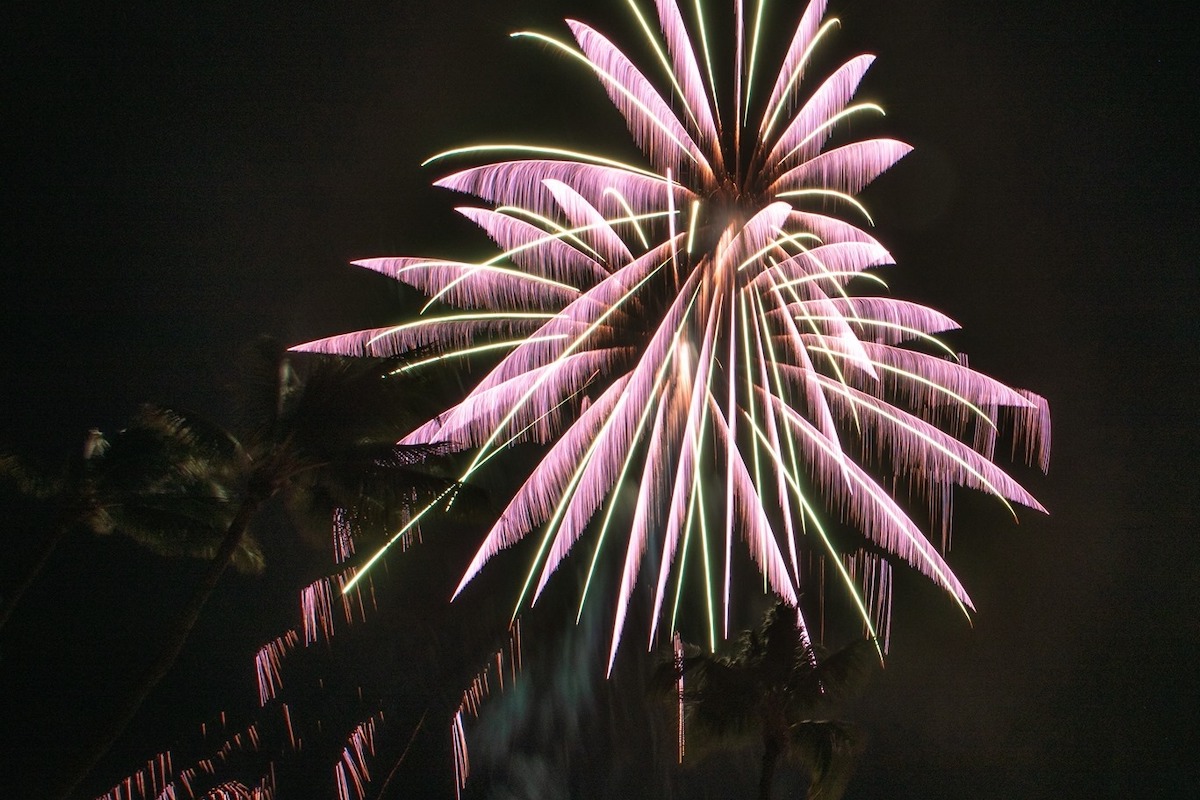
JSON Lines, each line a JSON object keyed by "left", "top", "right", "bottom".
{"left": 295, "top": 0, "right": 1049, "bottom": 664}
{"left": 450, "top": 621, "right": 524, "bottom": 796}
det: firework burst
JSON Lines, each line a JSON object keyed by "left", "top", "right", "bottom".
{"left": 297, "top": 0, "right": 1049, "bottom": 671}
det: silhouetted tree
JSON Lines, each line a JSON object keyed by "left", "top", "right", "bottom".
{"left": 0, "top": 405, "right": 256, "bottom": 632}
{"left": 58, "top": 340, "right": 473, "bottom": 800}
{"left": 656, "top": 603, "right": 878, "bottom": 800}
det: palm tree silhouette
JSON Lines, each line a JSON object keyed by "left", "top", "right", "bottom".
{"left": 0, "top": 405, "right": 255, "bottom": 633}
{"left": 56, "top": 339, "right": 474, "bottom": 800}
{"left": 658, "top": 603, "right": 878, "bottom": 800}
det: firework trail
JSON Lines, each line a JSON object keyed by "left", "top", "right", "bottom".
{"left": 297, "top": 0, "right": 1049, "bottom": 671}
{"left": 334, "top": 713, "right": 383, "bottom": 800}
{"left": 91, "top": 752, "right": 172, "bottom": 800}
{"left": 450, "top": 620, "right": 524, "bottom": 797}
{"left": 94, "top": 714, "right": 275, "bottom": 800}
{"left": 254, "top": 630, "right": 299, "bottom": 706}
{"left": 103, "top": 532, "right": 387, "bottom": 800}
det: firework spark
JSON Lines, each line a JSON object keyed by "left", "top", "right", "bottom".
{"left": 297, "top": 0, "right": 1048, "bottom": 671}
{"left": 335, "top": 713, "right": 381, "bottom": 800}
{"left": 450, "top": 620, "right": 525, "bottom": 795}
{"left": 254, "top": 630, "right": 298, "bottom": 706}
{"left": 300, "top": 569, "right": 375, "bottom": 647}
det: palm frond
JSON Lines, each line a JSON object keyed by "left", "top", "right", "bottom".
{"left": 0, "top": 451, "right": 60, "bottom": 499}
{"left": 790, "top": 639, "right": 878, "bottom": 710}
{"left": 655, "top": 602, "right": 876, "bottom": 795}
{"left": 787, "top": 719, "right": 860, "bottom": 800}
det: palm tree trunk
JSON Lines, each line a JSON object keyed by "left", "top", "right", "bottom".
{"left": 759, "top": 737, "right": 781, "bottom": 800}
{"left": 53, "top": 493, "right": 265, "bottom": 800}
{"left": 0, "top": 518, "right": 71, "bottom": 632}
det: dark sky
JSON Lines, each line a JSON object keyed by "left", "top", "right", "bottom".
{"left": 1, "top": 1, "right": 1197, "bottom": 798}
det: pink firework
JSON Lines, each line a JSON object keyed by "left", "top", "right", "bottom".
{"left": 296, "top": 0, "right": 1049, "bottom": 671}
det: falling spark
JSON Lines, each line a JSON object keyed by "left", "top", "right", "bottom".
{"left": 254, "top": 630, "right": 298, "bottom": 706}
{"left": 93, "top": 752, "right": 174, "bottom": 800}
{"left": 447, "top": 621, "right": 524, "bottom": 795}
{"left": 674, "top": 630, "right": 685, "bottom": 763}
{"left": 296, "top": 0, "right": 1050, "bottom": 669}
{"left": 282, "top": 704, "right": 297, "bottom": 752}
{"left": 332, "top": 507, "right": 355, "bottom": 563}
{"left": 334, "top": 714, "right": 381, "bottom": 800}
{"left": 300, "top": 570, "right": 376, "bottom": 645}
{"left": 100, "top": 717, "right": 278, "bottom": 800}
{"left": 451, "top": 712, "right": 469, "bottom": 800}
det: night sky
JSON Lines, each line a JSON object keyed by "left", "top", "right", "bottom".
{"left": 2, "top": 1, "right": 1196, "bottom": 798}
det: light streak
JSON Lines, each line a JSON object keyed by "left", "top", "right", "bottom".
{"left": 770, "top": 393, "right": 973, "bottom": 619}
{"left": 388, "top": 335, "right": 569, "bottom": 374}
{"left": 749, "top": 285, "right": 804, "bottom": 578}
{"left": 510, "top": 31, "right": 702, "bottom": 165}
{"left": 516, "top": 387, "right": 628, "bottom": 617}
{"left": 686, "top": 199, "right": 701, "bottom": 254}
{"left": 495, "top": 205, "right": 605, "bottom": 259}
{"left": 735, "top": 228, "right": 822, "bottom": 271}
{"left": 811, "top": 374, "right": 1018, "bottom": 519}
{"left": 457, "top": 247, "right": 679, "bottom": 482}
{"left": 761, "top": 18, "right": 842, "bottom": 139}
{"left": 805, "top": 344, "right": 999, "bottom": 429}
{"left": 302, "top": 0, "right": 1050, "bottom": 668}
{"left": 792, "top": 315, "right": 961, "bottom": 358}
{"left": 420, "top": 210, "right": 676, "bottom": 311}
{"left": 423, "top": 143, "right": 664, "bottom": 179}
{"left": 602, "top": 188, "right": 651, "bottom": 249}
{"left": 625, "top": 0, "right": 704, "bottom": 131}
{"left": 364, "top": 312, "right": 557, "bottom": 346}
{"left": 775, "top": 188, "right": 876, "bottom": 225}
{"left": 744, "top": 0, "right": 768, "bottom": 125}
{"left": 723, "top": 280, "right": 739, "bottom": 637}
{"left": 576, "top": 313, "right": 695, "bottom": 622}
{"left": 768, "top": 270, "right": 890, "bottom": 292}
{"left": 742, "top": 410, "right": 882, "bottom": 652}
{"left": 341, "top": 486, "right": 456, "bottom": 594}
{"left": 692, "top": 0, "right": 721, "bottom": 128}
{"left": 781, "top": 102, "right": 888, "bottom": 162}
